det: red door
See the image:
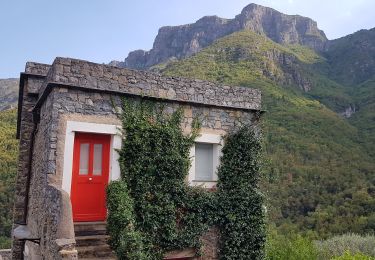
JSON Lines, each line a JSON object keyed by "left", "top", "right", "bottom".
{"left": 71, "top": 133, "right": 111, "bottom": 222}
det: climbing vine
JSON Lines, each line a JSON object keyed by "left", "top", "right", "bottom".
{"left": 107, "top": 98, "right": 265, "bottom": 259}
{"left": 216, "top": 126, "right": 266, "bottom": 259}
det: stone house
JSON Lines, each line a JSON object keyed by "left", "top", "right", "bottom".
{"left": 11, "top": 57, "right": 261, "bottom": 259}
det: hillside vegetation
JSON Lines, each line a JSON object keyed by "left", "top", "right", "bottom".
{"left": 325, "top": 28, "right": 375, "bottom": 85}
{"left": 162, "top": 30, "right": 375, "bottom": 237}
{"left": 0, "top": 109, "right": 18, "bottom": 248}
{"left": 0, "top": 79, "right": 18, "bottom": 111}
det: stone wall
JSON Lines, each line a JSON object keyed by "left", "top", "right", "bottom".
{"left": 51, "top": 88, "right": 258, "bottom": 133}
{"left": 12, "top": 73, "right": 47, "bottom": 259}
{"left": 24, "top": 85, "right": 76, "bottom": 259}
{"left": 24, "top": 62, "right": 51, "bottom": 76}
{"left": 39, "top": 57, "right": 261, "bottom": 111}
{"left": 12, "top": 62, "right": 76, "bottom": 259}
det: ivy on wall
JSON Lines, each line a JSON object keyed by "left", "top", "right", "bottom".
{"left": 217, "top": 126, "right": 266, "bottom": 259}
{"left": 107, "top": 99, "right": 265, "bottom": 259}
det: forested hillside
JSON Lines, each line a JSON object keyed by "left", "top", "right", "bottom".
{"left": 161, "top": 30, "right": 375, "bottom": 237}
{"left": 0, "top": 109, "right": 18, "bottom": 248}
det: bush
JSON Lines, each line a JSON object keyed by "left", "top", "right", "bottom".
{"left": 0, "top": 236, "right": 11, "bottom": 249}
{"left": 331, "top": 251, "right": 375, "bottom": 260}
{"left": 107, "top": 100, "right": 212, "bottom": 259}
{"left": 106, "top": 181, "right": 148, "bottom": 259}
{"left": 316, "top": 233, "right": 375, "bottom": 259}
{"left": 217, "top": 126, "right": 266, "bottom": 259}
{"left": 265, "top": 228, "right": 318, "bottom": 260}
{"left": 265, "top": 229, "right": 375, "bottom": 260}
{"left": 0, "top": 109, "right": 18, "bottom": 242}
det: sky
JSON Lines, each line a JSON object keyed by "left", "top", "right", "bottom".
{"left": 0, "top": 0, "right": 374, "bottom": 78}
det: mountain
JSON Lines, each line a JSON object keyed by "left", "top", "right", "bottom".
{"left": 160, "top": 30, "right": 375, "bottom": 237}
{"left": 107, "top": 3, "right": 375, "bottom": 237}
{"left": 324, "top": 28, "right": 375, "bottom": 85}
{"left": 0, "top": 79, "right": 18, "bottom": 111}
{"left": 110, "top": 3, "right": 327, "bottom": 69}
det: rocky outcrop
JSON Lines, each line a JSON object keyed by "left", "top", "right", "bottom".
{"left": 233, "top": 4, "right": 326, "bottom": 49}
{"left": 339, "top": 105, "right": 356, "bottom": 118}
{"left": 114, "top": 3, "right": 327, "bottom": 70}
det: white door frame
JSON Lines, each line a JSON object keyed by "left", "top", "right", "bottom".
{"left": 61, "top": 121, "right": 122, "bottom": 196}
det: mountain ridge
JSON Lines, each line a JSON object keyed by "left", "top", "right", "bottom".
{"left": 110, "top": 3, "right": 327, "bottom": 69}
{"left": 324, "top": 27, "right": 375, "bottom": 85}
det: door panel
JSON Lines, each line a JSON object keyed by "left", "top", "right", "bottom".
{"left": 71, "top": 133, "right": 111, "bottom": 222}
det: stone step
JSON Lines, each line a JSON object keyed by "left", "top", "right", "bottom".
{"left": 76, "top": 244, "right": 115, "bottom": 259}
{"left": 75, "top": 234, "right": 110, "bottom": 247}
{"left": 74, "top": 221, "right": 107, "bottom": 236}
{"left": 74, "top": 222, "right": 116, "bottom": 259}
{"left": 80, "top": 258, "right": 116, "bottom": 260}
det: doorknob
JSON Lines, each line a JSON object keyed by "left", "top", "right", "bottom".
{"left": 89, "top": 177, "right": 92, "bottom": 181}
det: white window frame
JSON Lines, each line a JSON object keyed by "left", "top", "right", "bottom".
{"left": 188, "top": 133, "right": 223, "bottom": 188}
{"left": 61, "top": 121, "right": 122, "bottom": 196}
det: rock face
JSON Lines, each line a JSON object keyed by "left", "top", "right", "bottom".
{"left": 234, "top": 4, "right": 326, "bottom": 49}
{"left": 339, "top": 105, "right": 356, "bottom": 118}
{"left": 0, "top": 78, "right": 18, "bottom": 111}
{"left": 116, "top": 3, "right": 327, "bottom": 69}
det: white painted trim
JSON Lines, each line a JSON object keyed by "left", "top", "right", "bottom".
{"left": 62, "top": 121, "right": 122, "bottom": 196}
{"left": 189, "top": 133, "right": 223, "bottom": 188}
{"left": 195, "top": 133, "right": 222, "bottom": 144}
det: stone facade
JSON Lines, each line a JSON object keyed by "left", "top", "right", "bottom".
{"left": 12, "top": 57, "right": 262, "bottom": 259}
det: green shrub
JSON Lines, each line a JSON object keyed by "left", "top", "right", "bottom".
{"left": 0, "top": 236, "right": 11, "bottom": 249}
{"left": 265, "top": 228, "right": 318, "bottom": 260}
{"left": 107, "top": 181, "right": 148, "bottom": 259}
{"left": 217, "top": 126, "right": 266, "bottom": 259}
{"left": 316, "top": 234, "right": 375, "bottom": 259}
{"left": 107, "top": 100, "right": 212, "bottom": 259}
{"left": 331, "top": 251, "right": 375, "bottom": 260}
{"left": 0, "top": 109, "right": 18, "bottom": 243}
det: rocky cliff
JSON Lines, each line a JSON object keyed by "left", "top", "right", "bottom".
{"left": 111, "top": 3, "right": 327, "bottom": 69}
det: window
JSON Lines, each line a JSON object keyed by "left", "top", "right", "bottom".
{"left": 189, "top": 133, "right": 222, "bottom": 188}
{"left": 93, "top": 144, "right": 103, "bottom": 176}
{"left": 79, "top": 143, "right": 90, "bottom": 175}
{"left": 195, "top": 143, "right": 214, "bottom": 181}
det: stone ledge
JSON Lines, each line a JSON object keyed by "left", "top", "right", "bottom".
{"left": 0, "top": 249, "right": 11, "bottom": 260}
{"left": 25, "top": 62, "right": 51, "bottom": 76}
{"left": 164, "top": 248, "right": 196, "bottom": 259}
